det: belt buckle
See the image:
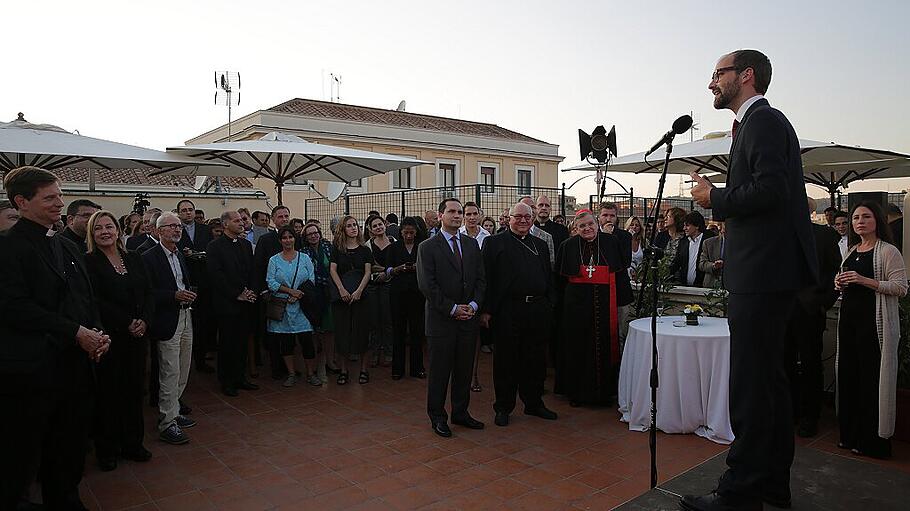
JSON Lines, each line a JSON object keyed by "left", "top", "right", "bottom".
{"left": 524, "top": 295, "right": 533, "bottom": 303}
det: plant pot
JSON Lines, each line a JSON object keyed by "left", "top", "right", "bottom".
{"left": 685, "top": 314, "right": 699, "bottom": 326}
{"left": 895, "top": 388, "right": 910, "bottom": 442}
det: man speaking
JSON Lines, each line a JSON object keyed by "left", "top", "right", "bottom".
{"left": 685, "top": 50, "right": 817, "bottom": 511}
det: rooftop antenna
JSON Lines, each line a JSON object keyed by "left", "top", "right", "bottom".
{"left": 688, "top": 110, "right": 700, "bottom": 142}
{"left": 215, "top": 71, "right": 241, "bottom": 141}
{"left": 330, "top": 73, "right": 342, "bottom": 102}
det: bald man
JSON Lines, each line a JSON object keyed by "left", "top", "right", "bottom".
{"left": 535, "top": 195, "right": 568, "bottom": 255}
{"left": 519, "top": 197, "right": 555, "bottom": 268}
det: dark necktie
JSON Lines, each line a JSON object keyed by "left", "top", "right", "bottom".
{"left": 451, "top": 236, "right": 462, "bottom": 266}
{"left": 731, "top": 119, "right": 740, "bottom": 139}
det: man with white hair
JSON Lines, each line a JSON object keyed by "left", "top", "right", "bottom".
{"left": 142, "top": 212, "right": 198, "bottom": 445}
{"left": 481, "top": 202, "right": 557, "bottom": 426}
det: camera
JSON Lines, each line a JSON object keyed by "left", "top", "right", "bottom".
{"left": 132, "top": 193, "right": 151, "bottom": 215}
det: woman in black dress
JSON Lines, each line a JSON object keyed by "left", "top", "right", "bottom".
{"left": 365, "top": 214, "right": 395, "bottom": 367}
{"left": 386, "top": 216, "right": 427, "bottom": 380}
{"left": 85, "top": 211, "right": 153, "bottom": 471}
{"left": 329, "top": 215, "right": 373, "bottom": 385}
{"left": 835, "top": 201, "right": 907, "bottom": 459}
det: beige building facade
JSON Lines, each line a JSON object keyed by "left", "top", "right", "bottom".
{"left": 186, "top": 99, "right": 563, "bottom": 211}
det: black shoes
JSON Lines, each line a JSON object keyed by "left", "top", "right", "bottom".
{"left": 452, "top": 415, "right": 485, "bottom": 430}
{"left": 238, "top": 380, "right": 260, "bottom": 390}
{"left": 222, "top": 386, "right": 238, "bottom": 397}
{"left": 524, "top": 406, "right": 558, "bottom": 420}
{"left": 680, "top": 491, "right": 762, "bottom": 511}
{"left": 121, "top": 446, "right": 153, "bottom": 462}
{"left": 432, "top": 421, "right": 452, "bottom": 438}
{"left": 159, "top": 423, "right": 190, "bottom": 445}
{"left": 494, "top": 412, "right": 510, "bottom": 427}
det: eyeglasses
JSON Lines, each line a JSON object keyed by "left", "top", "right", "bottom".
{"left": 159, "top": 223, "right": 181, "bottom": 230}
{"left": 510, "top": 214, "right": 532, "bottom": 221}
{"left": 75, "top": 212, "right": 95, "bottom": 218}
{"left": 711, "top": 66, "right": 739, "bottom": 82}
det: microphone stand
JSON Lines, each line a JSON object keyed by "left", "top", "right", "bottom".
{"left": 640, "top": 137, "right": 676, "bottom": 490}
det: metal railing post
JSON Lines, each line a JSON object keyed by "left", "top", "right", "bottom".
{"left": 561, "top": 183, "right": 566, "bottom": 217}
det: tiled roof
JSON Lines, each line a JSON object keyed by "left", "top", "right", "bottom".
{"left": 267, "top": 98, "right": 547, "bottom": 144}
{"left": 51, "top": 168, "right": 254, "bottom": 189}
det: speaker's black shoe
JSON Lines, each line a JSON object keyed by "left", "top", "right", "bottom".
{"left": 431, "top": 421, "right": 452, "bottom": 438}
{"left": 238, "top": 380, "right": 259, "bottom": 390}
{"left": 452, "top": 415, "right": 485, "bottom": 430}
{"left": 494, "top": 412, "right": 509, "bottom": 427}
{"left": 679, "top": 491, "right": 762, "bottom": 511}
{"left": 523, "top": 406, "right": 558, "bottom": 420}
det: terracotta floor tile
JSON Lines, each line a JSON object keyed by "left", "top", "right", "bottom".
{"left": 357, "top": 474, "right": 412, "bottom": 498}
{"left": 336, "top": 462, "right": 387, "bottom": 484}
{"left": 141, "top": 477, "right": 196, "bottom": 501}
{"left": 511, "top": 466, "right": 563, "bottom": 488}
{"left": 381, "top": 486, "right": 441, "bottom": 510}
{"left": 542, "top": 478, "right": 597, "bottom": 502}
{"left": 484, "top": 456, "right": 532, "bottom": 476}
{"left": 154, "top": 490, "right": 214, "bottom": 511}
{"left": 572, "top": 490, "right": 625, "bottom": 510}
{"left": 425, "top": 454, "right": 476, "bottom": 475}
{"left": 480, "top": 477, "right": 533, "bottom": 500}
{"left": 570, "top": 467, "right": 624, "bottom": 490}
{"left": 538, "top": 458, "right": 590, "bottom": 478}
{"left": 505, "top": 489, "right": 568, "bottom": 511}
{"left": 186, "top": 467, "right": 239, "bottom": 489}
{"left": 395, "top": 464, "right": 440, "bottom": 485}
{"left": 308, "top": 486, "right": 371, "bottom": 510}
{"left": 90, "top": 479, "right": 151, "bottom": 510}
{"left": 302, "top": 471, "right": 352, "bottom": 496}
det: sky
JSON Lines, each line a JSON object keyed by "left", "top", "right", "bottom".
{"left": 4, "top": 0, "right": 909, "bottom": 201}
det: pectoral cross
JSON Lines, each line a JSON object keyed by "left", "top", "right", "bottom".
{"left": 586, "top": 264, "right": 596, "bottom": 279}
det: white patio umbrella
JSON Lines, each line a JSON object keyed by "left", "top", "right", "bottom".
{"left": 162, "top": 132, "right": 430, "bottom": 204}
{"left": 564, "top": 132, "right": 910, "bottom": 204}
{"left": 0, "top": 113, "right": 223, "bottom": 173}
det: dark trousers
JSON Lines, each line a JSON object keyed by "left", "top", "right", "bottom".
{"left": 217, "top": 313, "right": 250, "bottom": 387}
{"left": 260, "top": 300, "right": 284, "bottom": 378}
{"left": 492, "top": 300, "right": 550, "bottom": 414}
{"left": 1, "top": 387, "right": 92, "bottom": 510}
{"left": 148, "top": 338, "right": 160, "bottom": 406}
{"left": 94, "top": 335, "right": 146, "bottom": 458}
{"left": 719, "top": 292, "right": 795, "bottom": 500}
{"left": 426, "top": 328, "right": 476, "bottom": 423}
{"left": 191, "top": 305, "right": 210, "bottom": 367}
{"left": 391, "top": 289, "right": 425, "bottom": 377}
{"left": 784, "top": 303, "right": 826, "bottom": 423}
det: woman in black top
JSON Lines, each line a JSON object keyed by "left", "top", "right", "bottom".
{"left": 366, "top": 214, "right": 396, "bottom": 367}
{"left": 329, "top": 216, "right": 373, "bottom": 385}
{"left": 386, "top": 217, "right": 427, "bottom": 379}
{"left": 84, "top": 211, "right": 154, "bottom": 471}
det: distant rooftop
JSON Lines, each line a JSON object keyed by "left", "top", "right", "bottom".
{"left": 53, "top": 168, "right": 254, "bottom": 189}
{"left": 267, "top": 98, "right": 547, "bottom": 144}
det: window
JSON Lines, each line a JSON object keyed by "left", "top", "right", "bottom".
{"left": 349, "top": 178, "right": 363, "bottom": 188}
{"left": 436, "top": 160, "right": 459, "bottom": 195}
{"left": 480, "top": 164, "right": 497, "bottom": 193}
{"left": 393, "top": 168, "right": 412, "bottom": 189}
{"left": 516, "top": 165, "right": 534, "bottom": 195}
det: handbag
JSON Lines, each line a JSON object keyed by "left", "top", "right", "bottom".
{"left": 298, "top": 280, "right": 326, "bottom": 327}
{"left": 266, "top": 254, "right": 300, "bottom": 321}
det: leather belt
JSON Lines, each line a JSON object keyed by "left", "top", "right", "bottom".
{"left": 513, "top": 295, "right": 543, "bottom": 303}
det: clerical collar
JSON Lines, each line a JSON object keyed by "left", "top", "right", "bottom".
{"left": 16, "top": 217, "right": 54, "bottom": 238}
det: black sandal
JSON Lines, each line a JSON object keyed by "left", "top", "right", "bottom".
{"left": 337, "top": 372, "right": 349, "bottom": 385}
{"left": 359, "top": 371, "right": 370, "bottom": 384}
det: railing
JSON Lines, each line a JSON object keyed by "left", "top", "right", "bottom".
{"left": 304, "top": 184, "right": 565, "bottom": 236}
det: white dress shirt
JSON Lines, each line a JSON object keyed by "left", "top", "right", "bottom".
{"left": 458, "top": 225, "right": 491, "bottom": 250}
{"left": 440, "top": 229, "right": 478, "bottom": 315}
{"left": 736, "top": 94, "right": 765, "bottom": 122}
{"left": 687, "top": 233, "right": 704, "bottom": 286}
{"left": 163, "top": 245, "right": 186, "bottom": 291}
{"left": 838, "top": 235, "right": 849, "bottom": 261}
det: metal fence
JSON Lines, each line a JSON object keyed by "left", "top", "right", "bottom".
{"left": 304, "top": 184, "right": 565, "bottom": 238}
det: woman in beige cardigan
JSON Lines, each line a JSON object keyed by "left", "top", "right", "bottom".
{"left": 835, "top": 201, "right": 907, "bottom": 459}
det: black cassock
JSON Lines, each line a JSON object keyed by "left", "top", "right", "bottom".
{"left": 555, "top": 233, "right": 622, "bottom": 405}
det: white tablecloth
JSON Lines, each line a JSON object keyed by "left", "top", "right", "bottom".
{"left": 618, "top": 316, "right": 734, "bottom": 444}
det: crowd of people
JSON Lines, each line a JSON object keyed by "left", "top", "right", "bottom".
{"left": 0, "top": 158, "right": 907, "bottom": 510}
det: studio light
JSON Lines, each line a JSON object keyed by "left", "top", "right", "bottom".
{"left": 578, "top": 125, "right": 617, "bottom": 164}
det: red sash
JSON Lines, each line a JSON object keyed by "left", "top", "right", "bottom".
{"left": 567, "top": 264, "right": 619, "bottom": 361}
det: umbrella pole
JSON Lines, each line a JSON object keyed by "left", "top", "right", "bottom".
{"left": 276, "top": 181, "right": 284, "bottom": 206}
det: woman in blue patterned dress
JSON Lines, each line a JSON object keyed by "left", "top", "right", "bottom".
{"left": 267, "top": 226, "right": 318, "bottom": 387}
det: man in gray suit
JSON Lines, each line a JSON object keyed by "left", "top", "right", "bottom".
{"left": 698, "top": 222, "right": 725, "bottom": 289}
{"left": 417, "top": 198, "right": 486, "bottom": 438}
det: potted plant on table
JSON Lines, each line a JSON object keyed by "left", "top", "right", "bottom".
{"left": 683, "top": 304, "right": 703, "bottom": 326}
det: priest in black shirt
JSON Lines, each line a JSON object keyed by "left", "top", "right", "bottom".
{"left": 535, "top": 195, "right": 569, "bottom": 252}
{"left": 480, "top": 202, "right": 557, "bottom": 427}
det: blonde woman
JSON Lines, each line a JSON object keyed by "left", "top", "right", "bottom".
{"left": 329, "top": 216, "right": 373, "bottom": 385}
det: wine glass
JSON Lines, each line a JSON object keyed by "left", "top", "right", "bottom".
{"left": 656, "top": 306, "right": 665, "bottom": 323}
{"left": 188, "top": 285, "right": 199, "bottom": 311}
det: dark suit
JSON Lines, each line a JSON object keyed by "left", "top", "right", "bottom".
{"left": 135, "top": 235, "right": 160, "bottom": 255}
{"left": 0, "top": 218, "right": 99, "bottom": 509}
{"left": 178, "top": 221, "right": 214, "bottom": 369}
{"left": 417, "top": 231, "right": 485, "bottom": 424}
{"left": 207, "top": 236, "right": 256, "bottom": 388}
{"left": 58, "top": 226, "right": 87, "bottom": 254}
{"left": 671, "top": 231, "right": 716, "bottom": 287}
{"left": 126, "top": 233, "right": 152, "bottom": 251}
{"left": 85, "top": 250, "right": 153, "bottom": 459}
{"left": 387, "top": 239, "right": 426, "bottom": 377}
{"left": 709, "top": 98, "right": 818, "bottom": 502}
{"left": 481, "top": 230, "right": 554, "bottom": 414}
{"left": 142, "top": 245, "right": 193, "bottom": 342}
{"left": 786, "top": 223, "right": 840, "bottom": 425}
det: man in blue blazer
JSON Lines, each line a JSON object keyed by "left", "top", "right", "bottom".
{"left": 686, "top": 50, "right": 818, "bottom": 511}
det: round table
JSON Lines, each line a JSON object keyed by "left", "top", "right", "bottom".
{"left": 618, "top": 316, "right": 734, "bottom": 444}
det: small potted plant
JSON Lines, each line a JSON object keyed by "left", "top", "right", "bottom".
{"left": 683, "top": 304, "right": 703, "bottom": 326}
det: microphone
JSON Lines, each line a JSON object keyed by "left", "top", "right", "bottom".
{"left": 644, "top": 115, "right": 693, "bottom": 158}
